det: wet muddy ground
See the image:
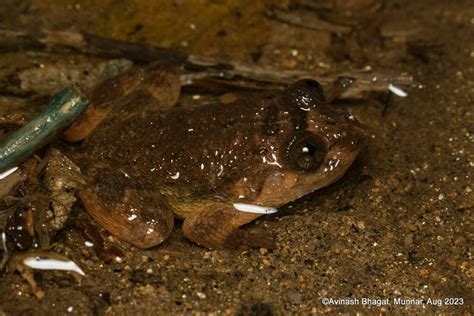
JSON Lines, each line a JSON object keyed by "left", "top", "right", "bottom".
{"left": 0, "top": 0, "right": 472, "bottom": 314}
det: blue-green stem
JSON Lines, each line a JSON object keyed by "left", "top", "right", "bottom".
{"left": 0, "top": 85, "right": 89, "bottom": 172}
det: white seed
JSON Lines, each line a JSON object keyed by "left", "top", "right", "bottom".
{"left": 23, "top": 257, "right": 85, "bottom": 276}
{"left": 0, "top": 166, "right": 18, "bottom": 180}
{"left": 233, "top": 203, "right": 278, "bottom": 214}
{"left": 388, "top": 84, "right": 408, "bottom": 97}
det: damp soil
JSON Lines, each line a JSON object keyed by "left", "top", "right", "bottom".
{"left": 0, "top": 0, "right": 472, "bottom": 314}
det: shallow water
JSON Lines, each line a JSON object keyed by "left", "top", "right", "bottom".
{"left": 0, "top": 0, "right": 472, "bottom": 314}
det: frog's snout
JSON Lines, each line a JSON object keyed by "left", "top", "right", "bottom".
{"left": 333, "top": 110, "right": 366, "bottom": 152}
{"left": 334, "top": 123, "right": 366, "bottom": 155}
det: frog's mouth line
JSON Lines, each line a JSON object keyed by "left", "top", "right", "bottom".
{"left": 251, "top": 140, "right": 363, "bottom": 209}
{"left": 232, "top": 172, "right": 344, "bottom": 215}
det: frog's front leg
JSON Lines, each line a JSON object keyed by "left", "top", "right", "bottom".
{"left": 182, "top": 204, "right": 275, "bottom": 250}
{"left": 78, "top": 165, "right": 174, "bottom": 248}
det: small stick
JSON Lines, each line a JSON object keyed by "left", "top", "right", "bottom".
{"left": 265, "top": 9, "right": 352, "bottom": 34}
{"left": 0, "top": 29, "right": 417, "bottom": 99}
{"left": 183, "top": 56, "right": 416, "bottom": 99}
{"left": 0, "top": 85, "right": 88, "bottom": 172}
{"left": 0, "top": 29, "right": 186, "bottom": 65}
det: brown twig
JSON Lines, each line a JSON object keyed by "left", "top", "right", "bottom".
{"left": 0, "top": 28, "right": 417, "bottom": 99}
{"left": 184, "top": 55, "right": 417, "bottom": 98}
{"left": 0, "top": 29, "right": 186, "bottom": 65}
{"left": 265, "top": 9, "right": 352, "bottom": 34}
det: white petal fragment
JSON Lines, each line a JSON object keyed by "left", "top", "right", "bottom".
{"left": 0, "top": 166, "right": 18, "bottom": 180}
{"left": 1, "top": 232, "right": 7, "bottom": 253}
{"left": 23, "top": 257, "right": 86, "bottom": 276}
{"left": 388, "top": 84, "right": 408, "bottom": 97}
{"left": 233, "top": 203, "right": 278, "bottom": 214}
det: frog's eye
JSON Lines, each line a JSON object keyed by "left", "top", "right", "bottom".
{"left": 284, "top": 79, "right": 326, "bottom": 109}
{"left": 287, "top": 132, "right": 326, "bottom": 171}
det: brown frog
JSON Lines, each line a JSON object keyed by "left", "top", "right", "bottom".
{"left": 62, "top": 64, "right": 364, "bottom": 250}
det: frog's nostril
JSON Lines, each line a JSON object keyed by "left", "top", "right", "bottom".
{"left": 347, "top": 128, "right": 365, "bottom": 150}
{"left": 328, "top": 125, "right": 365, "bottom": 153}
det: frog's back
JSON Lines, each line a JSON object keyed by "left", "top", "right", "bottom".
{"left": 78, "top": 90, "right": 293, "bottom": 200}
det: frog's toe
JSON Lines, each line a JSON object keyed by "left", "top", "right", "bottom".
{"left": 79, "top": 187, "right": 174, "bottom": 249}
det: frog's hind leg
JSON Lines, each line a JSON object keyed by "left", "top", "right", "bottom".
{"left": 78, "top": 166, "right": 174, "bottom": 249}
{"left": 182, "top": 204, "right": 275, "bottom": 250}
{"left": 63, "top": 64, "right": 180, "bottom": 142}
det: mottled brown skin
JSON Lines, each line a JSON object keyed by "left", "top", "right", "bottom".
{"left": 64, "top": 65, "right": 364, "bottom": 250}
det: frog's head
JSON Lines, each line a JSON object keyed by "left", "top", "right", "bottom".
{"left": 253, "top": 79, "right": 365, "bottom": 206}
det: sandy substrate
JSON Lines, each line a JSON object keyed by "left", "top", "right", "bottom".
{"left": 0, "top": 0, "right": 472, "bottom": 314}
